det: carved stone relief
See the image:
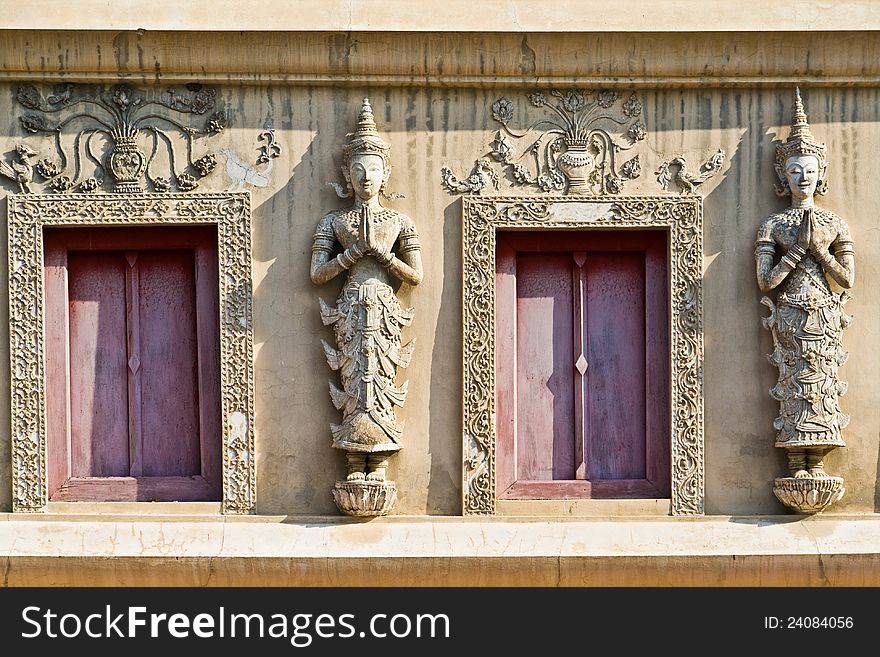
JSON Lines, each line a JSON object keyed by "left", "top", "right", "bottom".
{"left": 222, "top": 128, "right": 282, "bottom": 191}
{"left": 310, "top": 99, "right": 423, "bottom": 517}
{"left": 461, "top": 196, "right": 704, "bottom": 515}
{"left": 10, "top": 83, "right": 225, "bottom": 194}
{"left": 0, "top": 144, "right": 38, "bottom": 193}
{"left": 755, "top": 89, "right": 853, "bottom": 513}
{"left": 7, "top": 193, "right": 255, "bottom": 514}
{"left": 442, "top": 90, "right": 646, "bottom": 196}
{"left": 656, "top": 148, "right": 726, "bottom": 194}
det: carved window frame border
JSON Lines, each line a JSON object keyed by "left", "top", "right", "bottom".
{"left": 8, "top": 192, "right": 255, "bottom": 514}
{"left": 462, "top": 195, "right": 704, "bottom": 516}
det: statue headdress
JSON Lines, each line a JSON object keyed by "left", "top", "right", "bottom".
{"left": 775, "top": 87, "right": 828, "bottom": 196}
{"left": 329, "top": 97, "right": 403, "bottom": 199}
{"left": 342, "top": 97, "right": 391, "bottom": 168}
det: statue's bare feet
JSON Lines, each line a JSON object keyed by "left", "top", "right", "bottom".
{"left": 806, "top": 452, "right": 829, "bottom": 478}
{"left": 793, "top": 469, "right": 811, "bottom": 479}
{"left": 346, "top": 471, "right": 366, "bottom": 482}
{"left": 366, "top": 455, "right": 388, "bottom": 482}
{"left": 366, "top": 469, "right": 385, "bottom": 482}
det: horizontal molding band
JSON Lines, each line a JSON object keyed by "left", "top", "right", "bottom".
{"left": 1, "top": 72, "right": 880, "bottom": 89}
{"left": 5, "top": 554, "right": 880, "bottom": 586}
{"left": 1, "top": 31, "right": 879, "bottom": 88}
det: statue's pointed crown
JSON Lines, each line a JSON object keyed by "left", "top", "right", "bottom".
{"left": 343, "top": 97, "right": 390, "bottom": 165}
{"left": 776, "top": 87, "right": 826, "bottom": 170}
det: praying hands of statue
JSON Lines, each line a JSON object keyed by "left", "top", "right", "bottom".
{"left": 782, "top": 208, "right": 822, "bottom": 272}
{"left": 799, "top": 208, "right": 826, "bottom": 259}
{"left": 359, "top": 206, "right": 395, "bottom": 268}
{"left": 792, "top": 207, "right": 854, "bottom": 289}
{"left": 768, "top": 209, "right": 810, "bottom": 277}
{"left": 796, "top": 208, "right": 812, "bottom": 253}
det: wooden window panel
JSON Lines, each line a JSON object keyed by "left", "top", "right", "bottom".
{"left": 66, "top": 252, "right": 130, "bottom": 478}
{"left": 496, "top": 230, "right": 670, "bottom": 500}
{"left": 44, "top": 226, "right": 221, "bottom": 502}
{"left": 136, "top": 250, "right": 202, "bottom": 477}
{"left": 514, "top": 252, "right": 575, "bottom": 481}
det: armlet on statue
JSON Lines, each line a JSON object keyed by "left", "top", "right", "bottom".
{"left": 754, "top": 239, "right": 775, "bottom": 258}
{"left": 398, "top": 230, "right": 421, "bottom": 254}
{"left": 833, "top": 239, "right": 854, "bottom": 258}
{"left": 312, "top": 228, "right": 335, "bottom": 254}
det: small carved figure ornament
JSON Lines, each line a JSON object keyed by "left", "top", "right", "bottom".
{"left": 0, "top": 143, "right": 37, "bottom": 193}
{"left": 655, "top": 148, "right": 725, "bottom": 194}
{"left": 755, "top": 88, "right": 854, "bottom": 513}
{"left": 310, "top": 98, "right": 423, "bottom": 516}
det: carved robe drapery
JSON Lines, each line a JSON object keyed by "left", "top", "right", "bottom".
{"left": 314, "top": 206, "right": 420, "bottom": 453}
{"left": 757, "top": 207, "right": 853, "bottom": 450}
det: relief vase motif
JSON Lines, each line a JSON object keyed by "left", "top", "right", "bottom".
{"left": 109, "top": 134, "right": 147, "bottom": 193}
{"left": 556, "top": 140, "right": 593, "bottom": 194}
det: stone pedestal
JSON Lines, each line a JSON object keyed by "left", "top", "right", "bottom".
{"left": 332, "top": 480, "right": 398, "bottom": 517}
{"left": 773, "top": 476, "right": 845, "bottom": 514}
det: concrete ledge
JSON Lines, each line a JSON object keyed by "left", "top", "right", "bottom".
{"left": 2, "top": 514, "right": 879, "bottom": 586}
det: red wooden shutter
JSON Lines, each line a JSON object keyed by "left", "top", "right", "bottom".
{"left": 496, "top": 230, "right": 670, "bottom": 499}
{"left": 44, "top": 226, "right": 221, "bottom": 502}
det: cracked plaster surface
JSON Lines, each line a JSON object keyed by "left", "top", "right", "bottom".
{"left": 1, "top": 516, "right": 879, "bottom": 558}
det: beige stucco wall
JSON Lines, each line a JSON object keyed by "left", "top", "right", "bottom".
{"left": 3, "top": 0, "right": 880, "bottom": 33}
{"left": 1, "top": 27, "right": 880, "bottom": 519}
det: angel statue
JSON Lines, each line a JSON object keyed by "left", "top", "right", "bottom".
{"left": 310, "top": 98, "right": 423, "bottom": 516}
{"left": 755, "top": 88, "right": 854, "bottom": 513}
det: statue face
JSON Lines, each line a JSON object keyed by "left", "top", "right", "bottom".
{"left": 348, "top": 153, "right": 386, "bottom": 202}
{"left": 784, "top": 154, "right": 820, "bottom": 201}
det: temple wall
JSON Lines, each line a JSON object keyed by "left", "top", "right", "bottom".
{"left": 2, "top": 24, "right": 880, "bottom": 522}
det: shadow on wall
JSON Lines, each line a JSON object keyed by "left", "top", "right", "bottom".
{"left": 426, "top": 198, "right": 465, "bottom": 514}
{"left": 250, "top": 87, "right": 350, "bottom": 516}
{"left": 700, "top": 118, "right": 789, "bottom": 516}
{"left": 725, "top": 515, "right": 803, "bottom": 526}
{"left": 876, "top": 426, "right": 880, "bottom": 513}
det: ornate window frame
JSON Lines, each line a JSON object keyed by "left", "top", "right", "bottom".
{"left": 461, "top": 196, "right": 704, "bottom": 516}
{"left": 8, "top": 192, "right": 255, "bottom": 514}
